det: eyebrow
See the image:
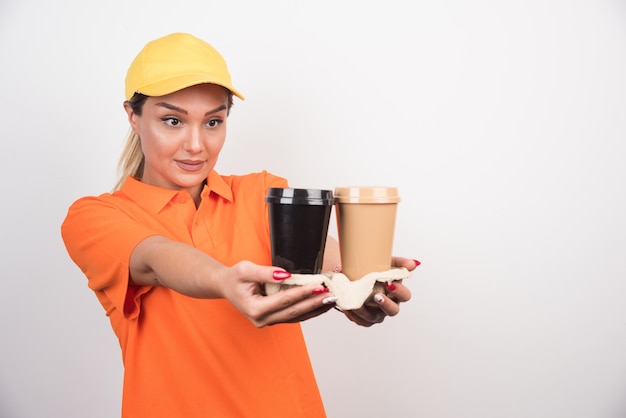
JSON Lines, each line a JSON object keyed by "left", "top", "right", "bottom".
{"left": 154, "top": 102, "right": 228, "bottom": 116}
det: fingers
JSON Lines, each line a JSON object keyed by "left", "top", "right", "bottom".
{"left": 248, "top": 283, "right": 338, "bottom": 327}
{"left": 229, "top": 260, "right": 293, "bottom": 284}
{"left": 391, "top": 257, "right": 421, "bottom": 271}
{"left": 339, "top": 280, "right": 412, "bottom": 327}
{"left": 384, "top": 281, "right": 412, "bottom": 303}
{"left": 371, "top": 293, "right": 401, "bottom": 317}
{"left": 372, "top": 281, "right": 411, "bottom": 315}
{"left": 221, "top": 261, "right": 338, "bottom": 327}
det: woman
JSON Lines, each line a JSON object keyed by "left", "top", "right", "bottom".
{"left": 61, "top": 32, "right": 418, "bottom": 417}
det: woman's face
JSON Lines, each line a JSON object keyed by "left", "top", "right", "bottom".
{"left": 125, "top": 83, "right": 230, "bottom": 197}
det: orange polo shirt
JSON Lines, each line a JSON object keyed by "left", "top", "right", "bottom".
{"left": 61, "top": 170, "right": 326, "bottom": 418}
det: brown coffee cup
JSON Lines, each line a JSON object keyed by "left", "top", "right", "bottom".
{"left": 334, "top": 187, "right": 400, "bottom": 281}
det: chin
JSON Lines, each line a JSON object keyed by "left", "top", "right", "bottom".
{"left": 176, "top": 173, "right": 208, "bottom": 187}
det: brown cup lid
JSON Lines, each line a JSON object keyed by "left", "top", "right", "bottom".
{"left": 333, "top": 187, "right": 400, "bottom": 203}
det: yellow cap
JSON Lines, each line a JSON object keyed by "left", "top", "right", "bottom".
{"left": 124, "top": 32, "right": 244, "bottom": 101}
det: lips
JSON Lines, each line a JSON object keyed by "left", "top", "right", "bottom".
{"left": 176, "top": 159, "right": 205, "bottom": 172}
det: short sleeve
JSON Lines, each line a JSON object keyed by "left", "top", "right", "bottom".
{"left": 61, "top": 195, "right": 155, "bottom": 322}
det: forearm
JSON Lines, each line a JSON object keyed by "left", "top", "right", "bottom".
{"left": 129, "top": 235, "right": 227, "bottom": 298}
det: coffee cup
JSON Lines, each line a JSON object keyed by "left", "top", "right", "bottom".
{"left": 334, "top": 187, "right": 400, "bottom": 281}
{"left": 265, "top": 188, "right": 334, "bottom": 274}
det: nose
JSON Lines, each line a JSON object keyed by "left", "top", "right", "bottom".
{"left": 183, "top": 126, "right": 203, "bottom": 153}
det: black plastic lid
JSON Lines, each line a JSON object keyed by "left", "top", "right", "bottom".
{"left": 265, "top": 188, "right": 334, "bottom": 205}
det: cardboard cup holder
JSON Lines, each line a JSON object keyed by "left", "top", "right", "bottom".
{"left": 264, "top": 267, "right": 411, "bottom": 310}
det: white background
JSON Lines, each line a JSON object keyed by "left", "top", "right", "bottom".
{"left": 1, "top": 0, "right": 626, "bottom": 417}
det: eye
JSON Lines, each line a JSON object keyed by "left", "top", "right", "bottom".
{"left": 161, "top": 117, "right": 181, "bottom": 126}
{"left": 206, "top": 118, "right": 223, "bottom": 128}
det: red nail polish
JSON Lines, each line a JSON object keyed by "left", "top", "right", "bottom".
{"left": 413, "top": 259, "right": 421, "bottom": 267}
{"left": 272, "top": 270, "right": 291, "bottom": 280}
{"left": 312, "top": 287, "right": 329, "bottom": 295}
{"left": 385, "top": 282, "right": 397, "bottom": 291}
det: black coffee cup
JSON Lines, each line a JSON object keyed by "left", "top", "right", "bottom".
{"left": 265, "top": 188, "right": 334, "bottom": 274}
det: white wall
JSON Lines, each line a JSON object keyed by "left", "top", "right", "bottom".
{"left": 2, "top": 0, "right": 626, "bottom": 417}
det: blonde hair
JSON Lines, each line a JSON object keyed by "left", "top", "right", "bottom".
{"left": 113, "top": 130, "right": 145, "bottom": 191}
{"left": 113, "top": 93, "right": 149, "bottom": 191}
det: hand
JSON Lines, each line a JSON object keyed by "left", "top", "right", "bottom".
{"left": 217, "top": 261, "right": 337, "bottom": 328}
{"left": 340, "top": 257, "right": 419, "bottom": 327}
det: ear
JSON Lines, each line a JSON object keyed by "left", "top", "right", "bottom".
{"left": 123, "top": 101, "right": 140, "bottom": 134}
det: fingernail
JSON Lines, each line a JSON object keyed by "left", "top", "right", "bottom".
{"left": 374, "top": 294, "right": 385, "bottom": 304}
{"left": 385, "top": 282, "right": 397, "bottom": 291}
{"left": 322, "top": 296, "right": 338, "bottom": 305}
{"left": 413, "top": 259, "right": 421, "bottom": 267}
{"left": 272, "top": 270, "right": 291, "bottom": 280}
{"left": 312, "top": 287, "right": 329, "bottom": 295}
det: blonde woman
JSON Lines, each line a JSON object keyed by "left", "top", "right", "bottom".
{"left": 61, "top": 32, "right": 418, "bottom": 417}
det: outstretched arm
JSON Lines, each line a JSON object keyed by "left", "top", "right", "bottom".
{"left": 129, "top": 235, "right": 337, "bottom": 327}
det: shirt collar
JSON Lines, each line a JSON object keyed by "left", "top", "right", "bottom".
{"left": 118, "top": 170, "right": 233, "bottom": 214}
{"left": 204, "top": 169, "right": 233, "bottom": 202}
{"left": 119, "top": 177, "right": 180, "bottom": 214}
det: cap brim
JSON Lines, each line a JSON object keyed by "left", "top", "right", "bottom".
{"left": 136, "top": 73, "right": 245, "bottom": 100}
